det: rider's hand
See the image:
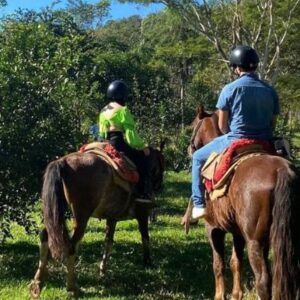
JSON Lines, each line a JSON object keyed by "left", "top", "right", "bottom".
{"left": 143, "top": 147, "right": 150, "bottom": 156}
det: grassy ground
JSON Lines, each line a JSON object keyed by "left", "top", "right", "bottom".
{"left": 1, "top": 172, "right": 258, "bottom": 300}
{"left": 2, "top": 132, "right": 300, "bottom": 300}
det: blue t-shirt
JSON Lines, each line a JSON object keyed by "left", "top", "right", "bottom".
{"left": 216, "top": 73, "right": 279, "bottom": 140}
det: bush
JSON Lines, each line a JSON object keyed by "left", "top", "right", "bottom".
{"left": 163, "top": 128, "right": 192, "bottom": 172}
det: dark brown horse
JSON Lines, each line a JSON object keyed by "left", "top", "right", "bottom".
{"left": 29, "top": 143, "right": 164, "bottom": 298}
{"left": 189, "top": 106, "right": 300, "bottom": 300}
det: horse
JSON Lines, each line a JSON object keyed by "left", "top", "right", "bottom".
{"left": 188, "top": 105, "right": 300, "bottom": 300}
{"left": 29, "top": 142, "right": 165, "bottom": 298}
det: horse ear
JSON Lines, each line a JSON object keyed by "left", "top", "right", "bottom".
{"left": 159, "top": 139, "right": 166, "bottom": 152}
{"left": 197, "top": 105, "right": 205, "bottom": 119}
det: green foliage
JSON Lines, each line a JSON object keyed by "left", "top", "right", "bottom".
{"left": 0, "top": 1, "right": 299, "bottom": 240}
{"left": 0, "top": 15, "right": 92, "bottom": 240}
{"left": 95, "top": 16, "right": 143, "bottom": 51}
{"left": 163, "top": 129, "right": 192, "bottom": 171}
{"left": 274, "top": 116, "right": 293, "bottom": 140}
{"left": 66, "top": 0, "right": 110, "bottom": 29}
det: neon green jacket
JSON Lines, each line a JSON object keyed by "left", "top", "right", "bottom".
{"left": 99, "top": 106, "right": 145, "bottom": 150}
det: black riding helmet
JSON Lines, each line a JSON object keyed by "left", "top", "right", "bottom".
{"left": 229, "top": 45, "right": 259, "bottom": 70}
{"left": 107, "top": 80, "right": 128, "bottom": 103}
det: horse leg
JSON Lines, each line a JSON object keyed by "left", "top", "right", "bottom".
{"left": 136, "top": 207, "right": 152, "bottom": 267}
{"left": 247, "top": 240, "right": 271, "bottom": 300}
{"left": 230, "top": 234, "right": 245, "bottom": 300}
{"left": 29, "top": 228, "right": 50, "bottom": 299}
{"left": 208, "top": 227, "right": 226, "bottom": 300}
{"left": 149, "top": 207, "right": 157, "bottom": 223}
{"left": 99, "top": 219, "right": 116, "bottom": 276}
{"left": 65, "top": 218, "right": 88, "bottom": 296}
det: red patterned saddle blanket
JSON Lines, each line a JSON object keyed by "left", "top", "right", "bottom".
{"left": 201, "top": 139, "right": 274, "bottom": 200}
{"left": 79, "top": 142, "right": 139, "bottom": 184}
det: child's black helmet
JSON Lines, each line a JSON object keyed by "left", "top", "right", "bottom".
{"left": 107, "top": 80, "right": 128, "bottom": 100}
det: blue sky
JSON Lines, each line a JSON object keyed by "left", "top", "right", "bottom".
{"left": 0, "top": 0, "right": 164, "bottom": 20}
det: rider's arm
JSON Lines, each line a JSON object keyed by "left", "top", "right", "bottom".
{"left": 216, "top": 85, "right": 231, "bottom": 134}
{"left": 121, "top": 107, "right": 146, "bottom": 150}
{"left": 218, "top": 110, "right": 229, "bottom": 134}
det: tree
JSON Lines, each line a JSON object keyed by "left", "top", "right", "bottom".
{"left": 92, "top": 16, "right": 175, "bottom": 140}
{"left": 0, "top": 12, "right": 94, "bottom": 240}
{"left": 94, "top": 16, "right": 143, "bottom": 51}
{"left": 124, "top": 0, "right": 300, "bottom": 83}
{"left": 141, "top": 9, "right": 213, "bottom": 130}
{"left": 65, "top": 0, "right": 110, "bottom": 29}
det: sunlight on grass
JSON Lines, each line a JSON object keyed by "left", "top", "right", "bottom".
{"left": 0, "top": 171, "right": 258, "bottom": 299}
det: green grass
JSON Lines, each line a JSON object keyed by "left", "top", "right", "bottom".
{"left": 0, "top": 171, "right": 257, "bottom": 300}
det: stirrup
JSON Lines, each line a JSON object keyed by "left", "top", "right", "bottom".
{"left": 135, "top": 197, "right": 152, "bottom": 204}
{"left": 134, "top": 194, "right": 156, "bottom": 208}
{"left": 134, "top": 196, "right": 156, "bottom": 208}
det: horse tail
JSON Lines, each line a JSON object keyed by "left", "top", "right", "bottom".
{"left": 42, "top": 160, "right": 70, "bottom": 260}
{"left": 271, "top": 163, "right": 300, "bottom": 300}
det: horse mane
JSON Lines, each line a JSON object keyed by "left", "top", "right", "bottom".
{"left": 192, "top": 105, "right": 219, "bottom": 125}
{"left": 206, "top": 111, "right": 221, "bottom": 137}
{"left": 191, "top": 106, "right": 222, "bottom": 145}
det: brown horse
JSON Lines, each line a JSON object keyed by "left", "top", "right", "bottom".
{"left": 29, "top": 143, "right": 164, "bottom": 298}
{"left": 189, "top": 106, "right": 300, "bottom": 300}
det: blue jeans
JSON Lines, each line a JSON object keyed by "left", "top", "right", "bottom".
{"left": 191, "top": 134, "right": 238, "bottom": 208}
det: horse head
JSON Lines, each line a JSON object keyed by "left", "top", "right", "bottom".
{"left": 149, "top": 140, "right": 165, "bottom": 193}
{"left": 188, "top": 105, "right": 222, "bottom": 155}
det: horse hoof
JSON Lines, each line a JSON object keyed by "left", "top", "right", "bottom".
{"left": 29, "top": 280, "right": 42, "bottom": 299}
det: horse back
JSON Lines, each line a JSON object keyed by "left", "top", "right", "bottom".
{"left": 59, "top": 152, "right": 132, "bottom": 219}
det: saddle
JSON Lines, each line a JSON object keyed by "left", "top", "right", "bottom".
{"left": 79, "top": 142, "right": 139, "bottom": 192}
{"left": 201, "top": 139, "right": 274, "bottom": 200}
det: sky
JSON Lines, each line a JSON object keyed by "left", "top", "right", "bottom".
{"left": 0, "top": 0, "right": 164, "bottom": 20}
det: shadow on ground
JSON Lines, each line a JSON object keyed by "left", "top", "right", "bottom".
{"left": 0, "top": 220, "right": 254, "bottom": 299}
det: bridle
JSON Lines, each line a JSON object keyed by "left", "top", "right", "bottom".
{"left": 190, "top": 118, "right": 203, "bottom": 152}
